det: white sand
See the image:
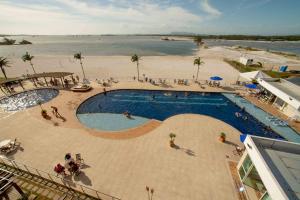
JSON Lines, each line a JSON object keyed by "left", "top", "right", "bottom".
{"left": 4, "top": 46, "right": 300, "bottom": 84}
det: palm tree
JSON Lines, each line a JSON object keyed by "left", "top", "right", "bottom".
{"left": 0, "top": 57, "right": 11, "bottom": 79}
{"left": 131, "top": 54, "right": 140, "bottom": 81}
{"left": 193, "top": 57, "right": 204, "bottom": 81}
{"left": 74, "top": 52, "right": 86, "bottom": 80}
{"left": 22, "top": 52, "right": 36, "bottom": 74}
{"left": 194, "top": 36, "right": 203, "bottom": 46}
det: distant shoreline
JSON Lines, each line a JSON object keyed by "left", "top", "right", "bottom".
{"left": 1, "top": 34, "right": 300, "bottom": 41}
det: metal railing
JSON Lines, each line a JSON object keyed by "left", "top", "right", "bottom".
{"left": 0, "top": 157, "right": 121, "bottom": 200}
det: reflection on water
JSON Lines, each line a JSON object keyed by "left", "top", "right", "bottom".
{"left": 0, "top": 89, "right": 59, "bottom": 111}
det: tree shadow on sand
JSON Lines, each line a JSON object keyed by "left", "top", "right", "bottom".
{"left": 224, "top": 140, "right": 239, "bottom": 147}
{"left": 172, "top": 144, "right": 196, "bottom": 157}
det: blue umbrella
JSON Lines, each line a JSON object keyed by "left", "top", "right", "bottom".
{"left": 210, "top": 76, "right": 223, "bottom": 81}
{"left": 240, "top": 134, "right": 247, "bottom": 143}
{"left": 245, "top": 84, "right": 258, "bottom": 89}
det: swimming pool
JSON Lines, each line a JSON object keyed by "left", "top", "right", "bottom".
{"left": 0, "top": 88, "right": 59, "bottom": 111}
{"left": 77, "top": 89, "right": 295, "bottom": 140}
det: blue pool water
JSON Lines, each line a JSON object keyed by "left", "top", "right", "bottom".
{"left": 77, "top": 113, "right": 149, "bottom": 131}
{"left": 76, "top": 90, "right": 295, "bottom": 140}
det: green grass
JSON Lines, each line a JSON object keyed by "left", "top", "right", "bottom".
{"left": 224, "top": 58, "right": 300, "bottom": 79}
{"left": 223, "top": 59, "right": 262, "bottom": 73}
{"left": 262, "top": 71, "right": 292, "bottom": 78}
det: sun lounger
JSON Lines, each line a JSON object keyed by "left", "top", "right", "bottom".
{"left": 71, "top": 85, "right": 92, "bottom": 92}
{"left": 75, "top": 153, "right": 84, "bottom": 167}
{"left": 0, "top": 138, "right": 20, "bottom": 155}
{"left": 233, "top": 146, "right": 245, "bottom": 156}
{"left": 272, "top": 120, "right": 288, "bottom": 127}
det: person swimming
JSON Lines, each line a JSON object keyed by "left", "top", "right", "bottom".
{"left": 235, "top": 112, "right": 242, "bottom": 118}
{"left": 123, "top": 111, "right": 132, "bottom": 119}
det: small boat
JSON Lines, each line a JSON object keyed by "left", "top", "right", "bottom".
{"left": 71, "top": 85, "right": 92, "bottom": 92}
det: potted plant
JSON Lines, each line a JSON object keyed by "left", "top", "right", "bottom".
{"left": 41, "top": 109, "right": 48, "bottom": 118}
{"left": 219, "top": 132, "right": 226, "bottom": 142}
{"left": 169, "top": 133, "right": 176, "bottom": 147}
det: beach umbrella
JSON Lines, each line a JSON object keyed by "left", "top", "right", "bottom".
{"left": 245, "top": 84, "right": 258, "bottom": 89}
{"left": 240, "top": 134, "right": 247, "bottom": 143}
{"left": 210, "top": 76, "right": 223, "bottom": 81}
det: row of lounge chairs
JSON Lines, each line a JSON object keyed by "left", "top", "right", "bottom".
{"left": 96, "top": 78, "right": 119, "bottom": 87}
{"left": 266, "top": 116, "right": 288, "bottom": 127}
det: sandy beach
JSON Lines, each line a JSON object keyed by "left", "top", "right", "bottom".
{"left": 5, "top": 46, "right": 300, "bottom": 84}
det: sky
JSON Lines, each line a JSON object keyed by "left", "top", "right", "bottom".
{"left": 0, "top": 0, "right": 300, "bottom": 35}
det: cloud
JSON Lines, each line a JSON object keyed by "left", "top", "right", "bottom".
{"left": 200, "top": 0, "right": 222, "bottom": 17}
{"left": 0, "top": 0, "right": 204, "bottom": 34}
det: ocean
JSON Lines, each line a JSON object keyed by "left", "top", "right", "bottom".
{"left": 1, "top": 35, "right": 300, "bottom": 57}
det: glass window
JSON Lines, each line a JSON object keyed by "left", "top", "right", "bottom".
{"left": 239, "top": 167, "right": 246, "bottom": 179}
{"left": 274, "top": 97, "right": 285, "bottom": 108}
{"left": 261, "top": 192, "right": 272, "bottom": 200}
{"left": 242, "top": 155, "right": 253, "bottom": 173}
{"left": 243, "top": 166, "right": 266, "bottom": 193}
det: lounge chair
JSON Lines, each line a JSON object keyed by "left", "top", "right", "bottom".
{"left": 75, "top": 153, "right": 84, "bottom": 167}
{"left": 71, "top": 85, "right": 92, "bottom": 92}
{"left": 233, "top": 146, "right": 245, "bottom": 156}
{"left": 272, "top": 120, "right": 288, "bottom": 127}
{"left": 0, "top": 138, "right": 20, "bottom": 155}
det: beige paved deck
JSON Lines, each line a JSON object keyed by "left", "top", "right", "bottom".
{"left": 0, "top": 82, "right": 243, "bottom": 200}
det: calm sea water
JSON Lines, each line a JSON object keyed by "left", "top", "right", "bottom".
{"left": 0, "top": 35, "right": 197, "bottom": 57}
{"left": 0, "top": 35, "right": 300, "bottom": 57}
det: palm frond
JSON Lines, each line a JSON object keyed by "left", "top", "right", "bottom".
{"left": 0, "top": 57, "right": 11, "bottom": 67}
{"left": 74, "top": 52, "right": 82, "bottom": 60}
{"left": 22, "top": 52, "right": 34, "bottom": 62}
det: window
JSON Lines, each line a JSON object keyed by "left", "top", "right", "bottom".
{"left": 261, "top": 192, "right": 272, "bottom": 200}
{"left": 242, "top": 155, "right": 252, "bottom": 172}
{"left": 273, "top": 97, "right": 285, "bottom": 109}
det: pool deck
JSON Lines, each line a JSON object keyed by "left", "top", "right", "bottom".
{"left": 0, "top": 81, "right": 245, "bottom": 200}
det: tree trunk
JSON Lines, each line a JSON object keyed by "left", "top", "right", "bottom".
{"left": 196, "top": 65, "right": 200, "bottom": 81}
{"left": 80, "top": 60, "right": 86, "bottom": 80}
{"left": 30, "top": 61, "right": 36, "bottom": 74}
{"left": 137, "top": 61, "right": 140, "bottom": 81}
{"left": 1, "top": 67, "right": 7, "bottom": 79}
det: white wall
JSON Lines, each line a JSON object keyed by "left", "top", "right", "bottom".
{"left": 258, "top": 79, "right": 300, "bottom": 113}
{"left": 244, "top": 136, "right": 289, "bottom": 200}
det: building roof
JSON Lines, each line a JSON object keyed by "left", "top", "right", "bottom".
{"left": 0, "top": 72, "right": 74, "bottom": 85}
{"left": 27, "top": 72, "right": 73, "bottom": 79}
{"left": 287, "top": 77, "right": 300, "bottom": 87}
{"left": 258, "top": 78, "right": 300, "bottom": 110}
{"left": 0, "top": 77, "right": 26, "bottom": 85}
{"left": 239, "top": 71, "right": 270, "bottom": 81}
{"left": 244, "top": 136, "right": 300, "bottom": 200}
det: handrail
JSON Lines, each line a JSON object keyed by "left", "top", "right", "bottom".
{"left": 0, "top": 157, "right": 121, "bottom": 200}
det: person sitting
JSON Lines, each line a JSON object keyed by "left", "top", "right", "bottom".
{"left": 54, "top": 163, "right": 67, "bottom": 176}
{"left": 69, "top": 161, "right": 80, "bottom": 176}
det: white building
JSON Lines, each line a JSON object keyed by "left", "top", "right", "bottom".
{"left": 257, "top": 78, "right": 300, "bottom": 118}
{"left": 239, "top": 71, "right": 270, "bottom": 82}
{"left": 237, "top": 135, "right": 300, "bottom": 200}
{"left": 240, "top": 57, "right": 254, "bottom": 66}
